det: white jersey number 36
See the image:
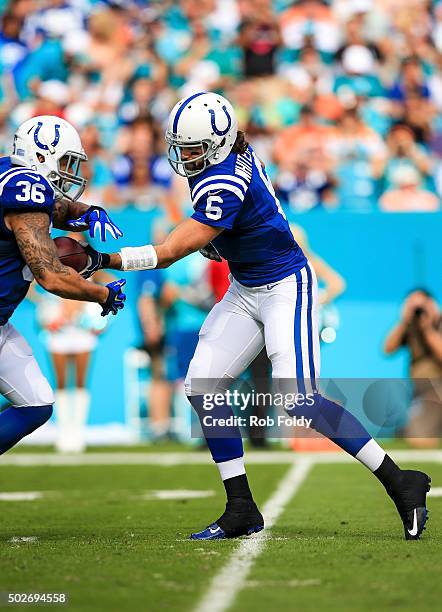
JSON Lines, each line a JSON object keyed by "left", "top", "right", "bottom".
{"left": 16, "top": 180, "right": 46, "bottom": 204}
{"left": 205, "top": 195, "right": 223, "bottom": 221}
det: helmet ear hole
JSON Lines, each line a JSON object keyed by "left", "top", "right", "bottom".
{"left": 36, "top": 153, "right": 45, "bottom": 163}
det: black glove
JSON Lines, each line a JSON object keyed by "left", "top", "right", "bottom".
{"left": 199, "top": 242, "right": 222, "bottom": 262}
{"left": 80, "top": 242, "right": 111, "bottom": 279}
{"left": 101, "top": 279, "right": 126, "bottom": 316}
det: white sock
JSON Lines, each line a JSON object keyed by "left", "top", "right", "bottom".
{"left": 355, "top": 439, "right": 386, "bottom": 471}
{"left": 217, "top": 457, "right": 246, "bottom": 481}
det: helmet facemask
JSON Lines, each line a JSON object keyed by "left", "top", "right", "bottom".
{"left": 39, "top": 150, "right": 88, "bottom": 201}
{"left": 166, "top": 136, "right": 223, "bottom": 178}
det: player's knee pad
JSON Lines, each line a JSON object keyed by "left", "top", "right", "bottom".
{"left": 1, "top": 326, "right": 55, "bottom": 407}
{"left": 31, "top": 377, "right": 55, "bottom": 407}
{"left": 185, "top": 367, "right": 230, "bottom": 397}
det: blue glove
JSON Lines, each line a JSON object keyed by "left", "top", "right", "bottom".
{"left": 101, "top": 279, "right": 126, "bottom": 316}
{"left": 79, "top": 242, "right": 110, "bottom": 279}
{"left": 67, "top": 205, "right": 123, "bottom": 242}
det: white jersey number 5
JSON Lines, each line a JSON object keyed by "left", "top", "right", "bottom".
{"left": 205, "top": 195, "right": 223, "bottom": 221}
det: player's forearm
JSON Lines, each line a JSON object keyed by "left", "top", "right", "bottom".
{"left": 37, "top": 267, "right": 108, "bottom": 303}
{"left": 9, "top": 211, "right": 108, "bottom": 303}
{"left": 67, "top": 199, "right": 90, "bottom": 219}
{"left": 154, "top": 220, "right": 213, "bottom": 268}
{"left": 155, "top": 240, "right": 198, "bottom": 268}
{"left": 52, "top": 198, "right": 90, "bottom": 230}
{"left": 105, "top": 220, "right": 221, "bottom": 272}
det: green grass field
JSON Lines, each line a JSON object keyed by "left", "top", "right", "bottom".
{"left": 0, "top": 450, "right": 440, "bottom": 611}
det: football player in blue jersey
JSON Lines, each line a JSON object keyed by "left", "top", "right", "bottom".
{"left": 87, "top": 92, "right": 430, "bottom": 541}
{"left": 0, "top": 115, "right": 126, "bottom": 455}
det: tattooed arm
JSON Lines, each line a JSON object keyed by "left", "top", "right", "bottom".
{"left": 51, "top": 197, "right": 89, "bottom": 231}
{"left": 5, "top": 211, "right": 109, "bottom": 303}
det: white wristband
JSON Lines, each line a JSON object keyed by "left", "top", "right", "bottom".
{"left": 119, "top": 245, "right": 158, "bottom": 271}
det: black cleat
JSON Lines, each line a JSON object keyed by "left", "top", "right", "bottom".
{"left": 190, "top": 498, "right": 264, "bottom": 540}
{"left": 387, "top": 470, "right": 431, "bottom": 540}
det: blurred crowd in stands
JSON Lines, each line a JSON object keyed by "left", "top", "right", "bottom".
{"left": 2, "top": 0, "right": 442, "bottom": 217}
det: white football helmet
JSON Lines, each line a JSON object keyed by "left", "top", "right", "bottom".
{"left": 165, "top": 91, "right": 238, "bottom": 177}
{"left": 10, "top": 115, "right": 88, "bottom": 201}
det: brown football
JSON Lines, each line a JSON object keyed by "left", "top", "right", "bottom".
{"left": 53, "top": 236, "right": 88, "bottom": 273}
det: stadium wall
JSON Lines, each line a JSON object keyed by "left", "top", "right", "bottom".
{"left": 11, "top": 211, "right": 442, "bottom": 425}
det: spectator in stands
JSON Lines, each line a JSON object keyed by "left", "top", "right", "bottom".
{"left": 0, "top": 11, "right": 27, "bottom": 73}
{"left": 1, "top": 0, "right": 442, "bottom": 225}
{"left": 334, "top": 44, "right": 384, "bottom": 99}
{"left": 278, "top": 43, "right": 335, "bottom": 112}
{"left": 389, "top": 56, "right": 431, "bottom": 104}
{"left": 401, "top": 91, "right": 435, "bottom": 145}
{"left": 21, "top": 0, "right": 86, "bottom": 45}
{"left": 238, "top": 3, "right": 281, "bottom": 77}
{"left": 327, "top": 104, "right": 384, "bottom": 211}
{"left": 77, "top": 122, "right": 117, "bottom": 207}
{"left": 273, "top": 104, "right": 331, "bottom": 170}
{"left": 275, "top": 153, "right": 336, "bottom": 214}
{"left": 280, "top": 0, "right": 340, "bottom": 57}
{"left": 373, "top": 122, "right": 434, "bottom": 192}
{"left": 119, "top": 77, "right": 155, "bottom": 125}
{"left": 112, "top": 118, "right": 179, "bottom": 216}
{"left": 13, "top": 27, "right": 68, "bottom": 100}
{"left": 335, "top": 13, "right": 383, "bottom": 65}
{"left": 10, "top": 78, "right": 69, "bottom": 130}
{"left": 251, "top": 76, "right": 300, "bottom": 135}
{"left": 379, "top": 165, "right": 440, "bottom": 212}
{"left": 385, "top": 289, "right": 442, "bottom": 448}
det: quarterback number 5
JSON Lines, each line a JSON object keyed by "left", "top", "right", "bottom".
{"left": 205, "top": 195, "right": 223, "bottom": 221}
{"left": 16, "top": 180, "right": 46, "bottom": 204}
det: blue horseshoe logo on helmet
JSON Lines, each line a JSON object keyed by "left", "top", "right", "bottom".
{"left": 34, "top": 121, "right": 61, "bottom": 150}
{"left": 208, "top": 105, "right": 232, "bottom": 136}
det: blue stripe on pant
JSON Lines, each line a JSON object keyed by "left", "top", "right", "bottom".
{"left": 305, "top": 263, "right": 317, "bottom": 393}
{"left": 291, "top": 264, "right": 372, "bottom": 457}
{"left": 294, "top": 269, "right": 305, "bottom": 395}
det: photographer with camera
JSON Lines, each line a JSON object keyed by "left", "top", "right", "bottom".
{"left": 385, "top": 289, "right": 442, "bottom": 447}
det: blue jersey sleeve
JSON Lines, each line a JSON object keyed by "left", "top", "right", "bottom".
{"left": 191, "top": 187, "right": 244, "bottom": 230}
{"left": 0, "top": 171, "right": 55, "bottom": 216}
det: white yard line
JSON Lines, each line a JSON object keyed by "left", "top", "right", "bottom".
{"left": 0, "top": 491, "right": 44, "bottom": 501}
{"left": 193, "top": 459, "right": 313, "bottom": 612}
{"left": 428, "top": 487, "right": 442, "bottom": 497}
{"left": 1, "top": 449, "right": 442, "bottom": 466}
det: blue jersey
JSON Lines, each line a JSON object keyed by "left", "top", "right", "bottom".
{"left": 189, "top": 146, "right": 307, "bottom": 287}
{"left": 0, "top": 157, "right": 55, "bottom": 325}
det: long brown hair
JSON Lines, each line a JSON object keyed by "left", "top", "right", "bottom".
{"left": 231, "top": 130, "right": 248, "bottom": 154}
